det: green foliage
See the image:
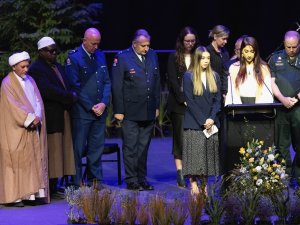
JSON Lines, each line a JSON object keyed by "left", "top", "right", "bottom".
{"left": 270, "top": 188, "right": 290, "bottom": 224}
{"left": 205, "top": 177, "right": 226, "bottom": 225}
{"left": 0, "top": 0, "right": 103, "bottom": 76}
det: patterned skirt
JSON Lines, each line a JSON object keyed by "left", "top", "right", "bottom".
{"left": 182, "top": 129, "right": 219, "bottom": 177}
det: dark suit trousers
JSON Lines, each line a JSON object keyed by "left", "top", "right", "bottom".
{"left": 122, "top": 119, "right": 154, "bottom": 183}
{"left": 276, "top": 107, "right": 300, "bottom": 178}
{"left": 71, "top": 118, "right": 105, "bottom": 186}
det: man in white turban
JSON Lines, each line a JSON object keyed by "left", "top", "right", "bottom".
{"left": 0, "top": 52, "right": 49, "bottom": 207}
{"left": 29, "top": 37, "right": 77, "bottom": 199}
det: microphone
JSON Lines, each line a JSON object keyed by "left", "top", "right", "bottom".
{"left": 296, "top": 22, "right": 300, "bottom": 32}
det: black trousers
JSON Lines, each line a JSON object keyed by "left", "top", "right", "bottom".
{"left": 122, "top": 119, "right": 154, "bottom": 183}
{"left": 276, "top": 106, "right": 300, "bottom": 178}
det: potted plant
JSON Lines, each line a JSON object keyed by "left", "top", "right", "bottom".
{"left": 187, "top": 192, "right": 205, "bottom": 225}
{"left": 205, "top": 177, "right": 226, "bottom": 225}
{"left": 65, "top": 186, "right": 85, "bottom": 224}
{"left": 169, "top": 197, "right": 188, "bottom": 225}
{"left": 137, "top": 202, "right": 149, "bottom": 225}
{"left": 148, "top": 194, "right": 172, "bottom": 225}
{"left": 271, "top": 187, "right": 290, "bottom": 225}
{"left": 288, "top": 192, "right": 300, "bottom": 225}
{"left": 227, "top": 139, "right": 289, "bottom": 225}
{"left": 255, "top": 196, "right": 274, "bottom": 225}
{"left": 96, "top": 189, "right": 116, "bottom": 225}
{"left": 122, "top": 192, "right": 138, "bottom": 225}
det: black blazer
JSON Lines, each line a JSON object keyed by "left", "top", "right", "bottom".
{"left": 29, "top": 58, "right": 75, "bottom": 133}
{"left": 183, "top": 72, "right": 221, "bottom": 130}
{"left": 206, "top": 43, "right": 230, "bottom": 94}
{"left": 166, "top": 52, "right": 186, "bottom": 114}
{"left": 111, "top": 47, "right": 160, "bottom": 121}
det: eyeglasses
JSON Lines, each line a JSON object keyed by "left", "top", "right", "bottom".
{"left": 44, "top": 48, "right": 59, "bottom": 54}
{"left": 184, "top": 39, "right": 196, "bottom": 43}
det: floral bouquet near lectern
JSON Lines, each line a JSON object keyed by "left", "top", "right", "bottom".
{"left": 229, "top": 139, "right": 288, "bottom": 195}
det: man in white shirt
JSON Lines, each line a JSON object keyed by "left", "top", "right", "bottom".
{"left": 0, "top": 52, "right": 49, "bottom": 207}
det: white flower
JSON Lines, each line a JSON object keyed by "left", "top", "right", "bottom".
{"left": 280, "top": 173, "right": 287, "bottom": 179}
{"left": 256, "top": 179, "right": 263, "bottom": 186}
{"left": 240, "top": 167, "right": 247, "bottom": 173}
{"left": 255, "top": 166, "right": 262, "bottom": 173}
{"left": 268, "top": 154, "right": 275, "bottom": 161}
{"left": 262, "top": 163, "right": 268, "bottom": 170}
{"left": 246, "top": 148, "right": 252, "bottom": 154}
{"left": 275, "top": 168, "right": 284, "bottom": 175}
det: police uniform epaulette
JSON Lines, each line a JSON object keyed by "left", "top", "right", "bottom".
{"left": 117, "top": 48, "right": 130, "bottom": 55}
{"left": 68, "top": 49, "right": 78, "bottom": 55}
{"left": 271, "top": 50, "right": 284, "bottom": 56}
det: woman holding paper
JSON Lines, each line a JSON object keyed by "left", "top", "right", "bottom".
{"left": 182, "top": 46, "right": 221, "bottom": 195}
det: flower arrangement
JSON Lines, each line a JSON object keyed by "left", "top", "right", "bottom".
{"left": 230, "top": 139, "right": 288, "bottom": 195}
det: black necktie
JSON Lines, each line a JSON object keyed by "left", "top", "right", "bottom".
{"left": 90, "top": 53, "right": 95, "bottom": 60}
{"left": 141, "top": 55, "right": 146, "bottom": 66}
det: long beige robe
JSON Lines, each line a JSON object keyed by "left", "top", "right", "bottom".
{"left": 0, "top": 72, "right": 49, "bottom": 204}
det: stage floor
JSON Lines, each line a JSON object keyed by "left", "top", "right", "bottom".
{"left": 0, "top": 137, "right": 194, "bottom": 225}
{"left": 0, "top": 137, "right": 297, "bottom": 225}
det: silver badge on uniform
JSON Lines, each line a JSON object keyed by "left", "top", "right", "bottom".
{"left": 66, "top": 58, "right": 71, "bottom": 65}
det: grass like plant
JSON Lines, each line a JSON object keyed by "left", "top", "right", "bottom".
{"left": 187, "top": 192, "right": 205, "bottom": 225}
{"left": 149, "top": 194, "right": 172, "bottom": 225}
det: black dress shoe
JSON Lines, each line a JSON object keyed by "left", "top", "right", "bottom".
{"left": 177, "top": 169, "right": 187, "bottom": 188}
{"left": 4, "top": 202, "right": 24, "bottom": 207}
{"left": 127, "top": 182, "right": 142, "bottom": 191}
{"left": 23, "top": 199, "right": 46, "bottom": 206}
{"left": 139, "top": 181, "right": 154, "bottom": 191}
{"left": 51, "top": 191, "right": 65, "bottom": 200}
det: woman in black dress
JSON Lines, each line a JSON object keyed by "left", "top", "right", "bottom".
{"left": 167, "top": 26, "right": 199, "bottom": 187}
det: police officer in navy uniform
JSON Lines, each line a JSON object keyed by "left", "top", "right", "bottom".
{"left": 111, "top": 29, "right": 160, "bottom": 191}
{"left": 269, "top": 30, "right": 300, "bottom": 187}
{"left": 65, "top": 28, "right": 111, "bottom": 189}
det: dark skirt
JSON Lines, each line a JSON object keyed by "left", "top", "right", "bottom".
{"left": 170, "top": 112, "right": 184, "bottom": 157}
{"left": 182, "top": 129, "right": 220, "bottom": 177}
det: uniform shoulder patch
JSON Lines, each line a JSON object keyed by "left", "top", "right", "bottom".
{"left": 66, "top": 58, "right": 72, "bottom": 66}
{"left": 113, "top": 57, "right": 118, "bottom": 67}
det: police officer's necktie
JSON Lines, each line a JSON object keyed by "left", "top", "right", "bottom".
{"left": 90, "top": 53, "right": 95, "bottom": 60}
{"left": 141, "top": 55, "right": 146, "bottom": 67}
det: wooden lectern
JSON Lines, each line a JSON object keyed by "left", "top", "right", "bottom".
{"left": 221, "top": 103, "right": 283, "bottom": 174}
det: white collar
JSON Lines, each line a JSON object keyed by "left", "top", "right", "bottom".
{"left": 13, "top": 71, "right": 27, "bottom": 81}
{"left": 132, "top": 46, "right": 144, "bottom": 60}
{"left": 82, "top": 44, "right": 92, "bottom": 57}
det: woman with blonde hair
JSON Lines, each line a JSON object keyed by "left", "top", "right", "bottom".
{"left": 182, "top": 46, "right": 221, "bottom": 195}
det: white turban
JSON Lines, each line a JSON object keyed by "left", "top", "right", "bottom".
{"left": 8, "top": 51, "right": 30, "bottom": 67}
{"left": 37, "top": 37, "right": 56, "bottom": 50}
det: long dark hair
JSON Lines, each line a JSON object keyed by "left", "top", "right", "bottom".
{"left": 235, "top": 36, "right": 267, "bottom": 88}
{"left": 175, "top": 26, "right": 199, "bottom": 74}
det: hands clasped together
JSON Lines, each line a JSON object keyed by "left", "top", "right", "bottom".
{"left": 92, "top": 103, "right": 106, "bottom": 117}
